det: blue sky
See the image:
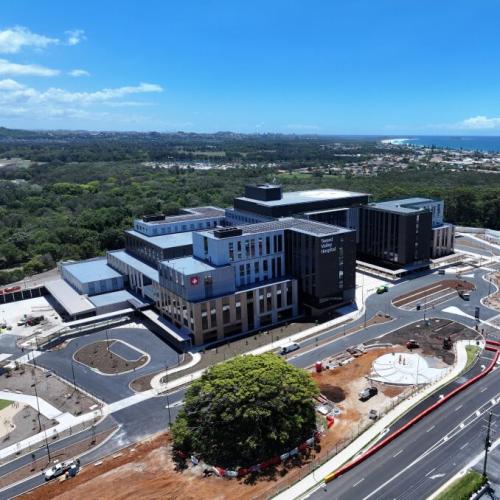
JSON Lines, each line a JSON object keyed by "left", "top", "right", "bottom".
{"left": 1, "top": 0, "right": 500, "bottom": 134}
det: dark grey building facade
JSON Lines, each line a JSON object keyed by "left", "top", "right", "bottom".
{"left": 358, "top": 204, "right": 433, "bottom": 266}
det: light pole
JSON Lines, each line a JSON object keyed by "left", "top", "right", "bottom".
{"left": 482, "top": 411, "right": 493, "bottom": 480}
{"left": 165, "top": 363, "right": 172, "bottom": 429}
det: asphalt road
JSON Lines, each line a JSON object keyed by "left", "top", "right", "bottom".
{"left": 34, "top": 326, "right": 181, "bottom": 403}
{"left": 2, "top": 258, "right": 499, "bottom": 498}
{"left": 310, "top": 356, "right": 500, "bottom": 500}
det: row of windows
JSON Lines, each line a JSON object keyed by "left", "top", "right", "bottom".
{"left": 227, "top": 234, "right": 283, "bottom": 261}
{"left": 135, "top": 218, "right": 223, "bottom": 236}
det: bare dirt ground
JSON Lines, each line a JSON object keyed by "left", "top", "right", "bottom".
{"left": 74, "top": 340, "right": 147, "bottom": 375}
{"left": 312, "top": 347, "right": 408, "bottom": 433}
{"left": 0, "top": 366, "right": 97, "bottom": 416}
{"left": 393, "top": 279, "right": 475, "bottom": 307}
{"left": 366, "top": 318, "right": 480, "bottom": 365}
{"left": 21, "top": 433, "right": 325, "bottom": 500}
{"left": 484, "top": 272, "right": 500, "bottom": 311}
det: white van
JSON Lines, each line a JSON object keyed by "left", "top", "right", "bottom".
{"left": 280, "top": 343, "right": 300, "bottom": 355}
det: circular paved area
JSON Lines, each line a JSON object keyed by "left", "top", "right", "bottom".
{"left": 369, "top": 352, "right": 447, "bottom": 385}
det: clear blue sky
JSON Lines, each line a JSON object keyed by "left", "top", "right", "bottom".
{"left": 1, "top": 0, "right": 500, "bottom": 134}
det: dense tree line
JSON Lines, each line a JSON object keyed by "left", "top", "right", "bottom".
{"left": 0, "top": 153, "right": 498, "bottom": 285}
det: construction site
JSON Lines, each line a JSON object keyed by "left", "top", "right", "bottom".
{"left": 19, "top": 319, "right": 482, "bottom": 500}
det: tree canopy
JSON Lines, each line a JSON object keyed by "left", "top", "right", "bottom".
{"left": 171, "top": 353, "right": 318, "bottom": 468}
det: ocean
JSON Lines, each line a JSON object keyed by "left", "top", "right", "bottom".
{"left": 382, "top": 136, "right": 500, "bottom": 153}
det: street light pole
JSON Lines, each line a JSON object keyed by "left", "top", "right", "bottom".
{"left": 165, "top": 363, "right": 172, "bottom": 429}
{"left": 482, "top": 411, "right": 493, "bottom": 479}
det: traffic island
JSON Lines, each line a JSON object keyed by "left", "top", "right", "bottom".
{"left": 434, "top": 470, "right": 486, "bottom": 500}
{"left": 74, "top": 340, "right": 149, "bottom": 375}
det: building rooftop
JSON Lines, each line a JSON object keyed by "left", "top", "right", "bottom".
{"left": 45, "top": 279, "right": 96, "bottom": 316}
{"left": 136, "top": 206, "right": 225, "bottom": 225}
{"left": 126, "top": 230, "right": 193, "bottom": 249}
{"left": 201, "top": 217, "right": 352, "bottom": 238}
{"left": 369, "top": 197, "right": 436, "bottom": 214}
{"left": 235, "top": 188, "right": 368, "bottom": 208}
{"left": 89, "top": 289, "right": 149, "bottom": 308}
{"left": 161, "top": 256, "right": 219, "bottom": 275}
{"left": 108, "top": 250, "right": 159, "bottom": 282}
{"left": 61, "top": 258, "right": 123, "bottom": 284}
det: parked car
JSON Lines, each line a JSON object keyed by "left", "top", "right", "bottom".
{"left": 376, "top": 285, "right": 389, "bottom": 294}
{"left": 368, "top": 409, "right": 378, "bottom": 420}
{"left": 43, "top": 459, "right": 79, "bottom": 481}
{"left": 359, "top": 386, "right": 378, "bottom": 402}
{"left": 279, "top": 343, "right": 300, "bottom": 355}
{"left": 438, "top": 269, "right": 446, "bottom": 275}
{"left": 459, "top": 291, "right": 471, "bottom": 301}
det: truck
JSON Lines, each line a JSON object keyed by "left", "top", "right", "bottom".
{"left": 359, "top": 386, "right": 378, "bottom": 402}
{"left": 43, "top": 459, "right": 79, "bottom": 481}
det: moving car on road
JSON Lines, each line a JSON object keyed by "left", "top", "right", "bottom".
{"left": 280, "top": 343, "right": 300, "bottom": 355}
{"left": 376, "top": 285, "right": 389, "bottom": 294}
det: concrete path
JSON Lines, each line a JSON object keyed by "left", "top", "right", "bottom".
{"left": 0, "top": 390, "right": 78, "bottom": 424}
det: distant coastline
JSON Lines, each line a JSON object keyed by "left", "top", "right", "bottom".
{"left": 381, "top": 136, "right": 500, "bottom": 153}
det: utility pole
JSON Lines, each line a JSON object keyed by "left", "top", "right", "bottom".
{"left": 482, "top": 411, "right": 493, "bottom": 479}
{"left": 165, "top": 363, "right": 172, "bottom": 429}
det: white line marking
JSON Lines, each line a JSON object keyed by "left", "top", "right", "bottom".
{"left": 460, "top": 442, "right": 469, "bottom": 450}
{"left": 425, "top": 467, "right": 436, "bottom": 477}
{"left": 393, "top": 449, "right": 404, "bottom": 458}
{"left": 480, "top": 387, "right": 487, "bottom": 393}
{"left": 353, "top": 478, "right": 364, "bottom": 488}
{"left": 455, "top": 404, "right": 463, "bottom": 411}
{"left": 426, "top": 425, "right": 435, "bottom": 433}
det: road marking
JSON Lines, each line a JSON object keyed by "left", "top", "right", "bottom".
{"left": 476, "top": 410, "right": 481, "bottom": 416}
{"left": 480, "top": 387, "right": 487, "bottom": 393}
{"left": 393, "top": 449, "right": 403, "bottom": 458}
{"left": 353, "top": 478, "right": 364, "bottom": 488}
{"left": 460, "top": 442, "right": 469, "bottom": 450}
{"left": 426, "top": 425, "right": 435, "bottom": 433}
{"left": 455, "top": 404, "right": 463, "bottom": 411}
{"left": 425, "top": 467, "right": 436, "bottom": 477}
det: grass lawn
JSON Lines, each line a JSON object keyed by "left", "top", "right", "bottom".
{"left": 464, "top": 345, "right": 481, "bottom": 371}
{"left": 436, "top": 470, "right": 486, "bottom": 500}
{"left": 0, "top": 400, "right": 12, "bottom": 411}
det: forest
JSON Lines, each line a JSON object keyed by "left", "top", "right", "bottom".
{"left": 0, "top": 131, "right": 498, "bottom": 285}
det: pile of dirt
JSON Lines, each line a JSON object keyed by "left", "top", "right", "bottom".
{"left": 319, "top": 385, "right": 345, "bottom": 403}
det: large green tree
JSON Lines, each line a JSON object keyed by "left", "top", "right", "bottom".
{"left": 172, "top": 353, "right": 318, "bottom": 468}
